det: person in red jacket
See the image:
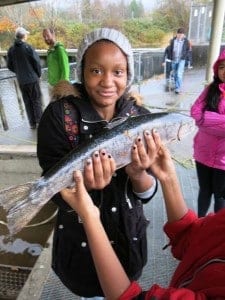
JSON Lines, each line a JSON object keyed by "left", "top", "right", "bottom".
{"left": 60, "top": 130, "right": 225, "bottom": 299}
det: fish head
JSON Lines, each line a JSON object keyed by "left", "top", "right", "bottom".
{"left": 177, "top": 117, "right": 196, "bottom": 141}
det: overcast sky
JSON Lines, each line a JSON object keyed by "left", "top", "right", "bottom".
{"left": 141, "top": 0, "right": 158, "bottom": 11}
{"left": 46, "top": 0, "right": 159, "bottom": 12}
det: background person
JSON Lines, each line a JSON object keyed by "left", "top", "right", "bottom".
{"left": 162, "top": 45, "right": 173, "bottom": 91}
{"left": 61, "top": 131, "right": 225, "bottom": 299}
{"left": 42, "top": 28, "right": 70, "bottom": 94}
{"left": 7, "top": 26, "right": 43, "bottom": 129}
{"left": 166, "top": 27, "right": 190, "bottom": 94}
{"left": 37, "top": 28, "right": 157, "bottom": 299}
{"left": 191, "top": 49, "right": 225, "bottom": 217}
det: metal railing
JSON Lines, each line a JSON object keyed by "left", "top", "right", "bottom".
{"left": 0, "top": 52, "right": 165, "bottom": 132}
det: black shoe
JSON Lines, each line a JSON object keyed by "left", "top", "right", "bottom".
{"left": 165, "top": 86, "right": 170, "bottom": 92}
{"left": 175, "top": 90, "right": 181, "bottom": 95}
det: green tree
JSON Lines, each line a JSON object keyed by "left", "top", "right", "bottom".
{"left": 0, "top": 0, "right": 195, "bottom": 50}
{"left": 129, "top": 0, "right": 144, "bottom": 18}
{"left": 152, "top": 0, "right": 191, "bottom": 33}
{"left": 81, "top": 0, "right": 92, "bottom": 23}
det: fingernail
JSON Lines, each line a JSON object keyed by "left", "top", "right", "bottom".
{"left": 145, "top": 130, "right": 150, "bottom": 136}
{"left": 86, "top": 159, "right": 92, "bottom": 165}
{"left": 94, "top": 151, "right": 99, "bottom": 157}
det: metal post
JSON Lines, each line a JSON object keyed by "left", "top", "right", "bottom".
{"left": 0, "top": 96, "right": 9, "bottom": 131}
{"left": 138, "top": 52, "right": 141, "bottom": 93}
{"left": 205, "top": 0, "right": 225, "bottom": 84}
{"left": 188, "top": 1, "right": 193, "bottom": 40}
{"left": 196, "top": 6, "right": 201, "bottom": 43}
{"left": 13, "top": 79, "right": 24, "bottom": 115}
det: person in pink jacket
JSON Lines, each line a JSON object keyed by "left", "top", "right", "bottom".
{"left": 191, "top": 49, "right": 225, "bottom": 217}
{"left": 60, "top": 131, "right": 225, "bottom": 299}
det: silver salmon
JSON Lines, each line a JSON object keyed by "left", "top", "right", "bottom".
{"left": 0, "top": 112, "right": 195, "bottom": 235}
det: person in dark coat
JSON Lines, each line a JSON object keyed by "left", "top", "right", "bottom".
{"left": 7, "top": 27, "right": 43, "bottom": 129}
{"left": 37, "top": 28, "right": 157, "bottom": 299}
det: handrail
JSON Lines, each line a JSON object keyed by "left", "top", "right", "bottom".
{"left": 0, "top": 62, "right": 77, "bottom": 81}
{"left": 0, "top": 75, "right": 16, "bottom": 81}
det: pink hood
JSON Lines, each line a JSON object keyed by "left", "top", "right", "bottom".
{"left": 213, "top": 48, "right": 225, "bottom": 76}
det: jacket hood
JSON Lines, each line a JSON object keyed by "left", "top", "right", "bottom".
{"left": 47, "top": 42, "right": 64, "bottom": 54}
{"left": 51, "top": 80, "right": 143, "bottom": 105}
{"left": 51, "top": 80, "right": 80, "bottom": 100}
{"left": 213, "top": 49, "right": 225, "bottom": 76}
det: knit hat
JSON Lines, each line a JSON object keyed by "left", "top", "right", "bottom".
{"left": 76, "top": 28, "right": 134, "bottom": 89}
{"left": 15, "top": 27, "right": 30, "bottom": 38}
{"left": 213, "top": 49, "right": 225, "bottom": 76}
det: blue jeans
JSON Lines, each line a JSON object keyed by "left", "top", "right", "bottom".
{"left": 172, "top": 59, "right": 185, "bottom": 92}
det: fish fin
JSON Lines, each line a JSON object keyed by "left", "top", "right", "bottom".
{"left": 0, "top": 182, "right": 43, "bottom": 235}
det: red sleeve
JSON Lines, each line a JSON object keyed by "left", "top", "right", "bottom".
{"left": 118, "top": 282, "right": 142, "bottom": 299}
{"left": 163, "top": 210, "right": 198, "bottom": 260}
{"left": 119, "top": 282, "right": 206, "bottom": 300}
{"left": 145, "top": 284, "right": 206, "bottom": 299}
{"left": 163, "top": 210, "right": 197, "bottom": 240}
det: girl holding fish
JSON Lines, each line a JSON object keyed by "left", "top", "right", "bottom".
{"left": 37, "top": 28, "right": 157, "bottom": 299}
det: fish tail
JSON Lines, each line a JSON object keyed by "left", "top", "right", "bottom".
{"left": 0, "top": 182, "right": 41, "bottom": 235}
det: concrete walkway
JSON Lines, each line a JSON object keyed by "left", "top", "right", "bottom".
{"left": 2, "top": 68, "right": 207, "bottom": 299}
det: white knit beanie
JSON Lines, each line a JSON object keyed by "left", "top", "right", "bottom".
{"left": 76, "top": 28, "right": 134, "bottom": 89}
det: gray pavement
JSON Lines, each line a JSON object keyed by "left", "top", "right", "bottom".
{"left": 3, "top": 68, "right": 208, "bottom": 298}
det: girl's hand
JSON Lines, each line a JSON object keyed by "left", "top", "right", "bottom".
{"left": 125, "top": 130, "right": 160, "bottom": 179}
{"left": 60, "top": 170, "right": 99, "bottom": 221}
{"left": 146, "top": 132, "right": 177, "bottom": 183}
{"left": 83, "top": 149, "right": 116, "bottom": 190}
{"left": 150, "top": 142, "right": 176, "bottom": 183}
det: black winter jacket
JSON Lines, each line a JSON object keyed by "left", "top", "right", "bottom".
{"left": 7, "top": 39, "right": 41, "bottom": 85}
{"left": 167, "top": 37, "right": 190, "bottom": 61}
{"left": 37, "top": 83, "right": 157, "bottom": 297}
